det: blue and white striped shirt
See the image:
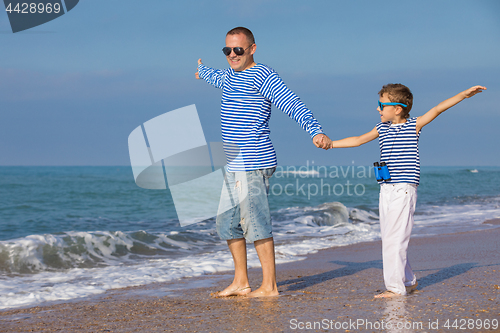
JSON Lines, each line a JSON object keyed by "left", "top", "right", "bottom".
{"left": 198, "top": 63, "right": 323, "bottom": 172}
{"left": 376, "top": 117, "right": 420, "bottom": 185}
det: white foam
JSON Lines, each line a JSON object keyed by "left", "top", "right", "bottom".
{"left": 281, "top": 170, "right": 320, "bottom": 176}
{"left": 0, "top": 217, "right": 381, "bottom": 310}
{"left": 1, "top": 200, "right": 499, "bottom": 310}
{"left": 0, "top": 249, "right": 230, "bottom": 309}
{"left": 413, "top": 202, "right": 500, "bottom": 235}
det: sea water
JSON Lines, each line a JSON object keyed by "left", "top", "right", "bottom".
{"left": 0, "top": 165, "right": 499, "bottom": 309}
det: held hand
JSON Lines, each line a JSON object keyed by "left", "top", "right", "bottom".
{"left": 463, "top": 85, "right": 486, "bottom": 98}
{"left": 195, "top": 58, "right": 202, "bottom": 79}
{"left": 313, "top": 134, "right": 332, "bottom": 150}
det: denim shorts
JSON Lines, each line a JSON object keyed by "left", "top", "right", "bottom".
{"left": 216, "top": 167, "right": 275, "bottom": 242}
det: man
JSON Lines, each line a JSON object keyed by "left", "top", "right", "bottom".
{"left": 196, "top": 27, "right": 331, "bottom": 298}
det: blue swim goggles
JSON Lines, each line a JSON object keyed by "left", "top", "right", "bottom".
{"left": 378, "top": 101, "right": 407, "bottom": 110}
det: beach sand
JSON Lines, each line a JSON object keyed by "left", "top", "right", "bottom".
{"left": 1, "top": 227, "right": 499, "bottom": 332}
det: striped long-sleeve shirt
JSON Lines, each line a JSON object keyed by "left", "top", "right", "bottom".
{"left": 376, "top": 117, "right": 421, "bottom": 185}
{"left": 198, "top": 63, "right": 323, "bottom": 172}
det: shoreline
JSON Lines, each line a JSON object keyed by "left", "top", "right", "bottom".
{"left": 1, "top": 227, "right": 499, "bottom": 332}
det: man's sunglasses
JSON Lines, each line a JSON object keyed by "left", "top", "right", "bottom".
{"left": 222, "top": 45, "right": 252, "bottom": 56}
{"left": 378, "top": 101, "right": 407, "bottom": 110}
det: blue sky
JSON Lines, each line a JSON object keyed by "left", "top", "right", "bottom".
{"left": 1, "top": 0, "right": 499, "bottom": 166}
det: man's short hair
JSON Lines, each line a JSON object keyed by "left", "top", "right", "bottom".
{"left": 226, "top": 27, "right": 255, "bottom": 45}
{"left": 378, "top": 83, "right": 413, "bottom": 118}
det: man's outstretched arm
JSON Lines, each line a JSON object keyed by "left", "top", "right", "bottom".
{"left": 196, "top": 59, "right": 225, "bottom": 88}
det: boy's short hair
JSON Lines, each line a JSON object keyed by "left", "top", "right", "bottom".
{"left": 227, "top": 27, "right": 255, "bottom": 45}
{"left": 379, "top": 84, "right": 413, "bottom": 118}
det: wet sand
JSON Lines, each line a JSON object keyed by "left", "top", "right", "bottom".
{"left": 1, "top": 227, "right": 499, "bottom": 332}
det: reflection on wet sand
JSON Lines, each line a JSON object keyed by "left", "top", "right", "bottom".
{"left": 383, "top": 297, "right": 420, "bottom": 332}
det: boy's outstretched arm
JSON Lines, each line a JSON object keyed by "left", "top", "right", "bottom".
{"left": 330, "top": 127, "right": 379, "bottom": 148}
{"left": 416, "top": 85, "right": 486, "bottom": 133}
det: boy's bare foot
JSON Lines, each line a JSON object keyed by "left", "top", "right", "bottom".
{"left": 246, "top": 287, "right": 279, "bottom": 298}
{"left": 405, "top": 281, "right": 418, "bottom": 294}
{"left": 212, "top": 285, "right": 251, "bottom": 298}
{"left": 374, "top": 290, "right": 402, "bottom": 298}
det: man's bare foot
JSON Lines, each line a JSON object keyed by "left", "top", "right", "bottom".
{"left": 246, "top": 287, "right": 279, "bottom": 298}
{"left": 212, "top": 285, "right": 251, "bottom": 298}
{"left": 374, "top": 290, "right": 402, "bottom": 298}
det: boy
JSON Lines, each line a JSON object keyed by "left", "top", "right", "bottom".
{"left": 330, "top": 84, "right": 486, "bottom": 298}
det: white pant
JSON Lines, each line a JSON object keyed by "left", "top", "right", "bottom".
{"left": 379, "top": 183, "right": 418, "bottom": 295}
